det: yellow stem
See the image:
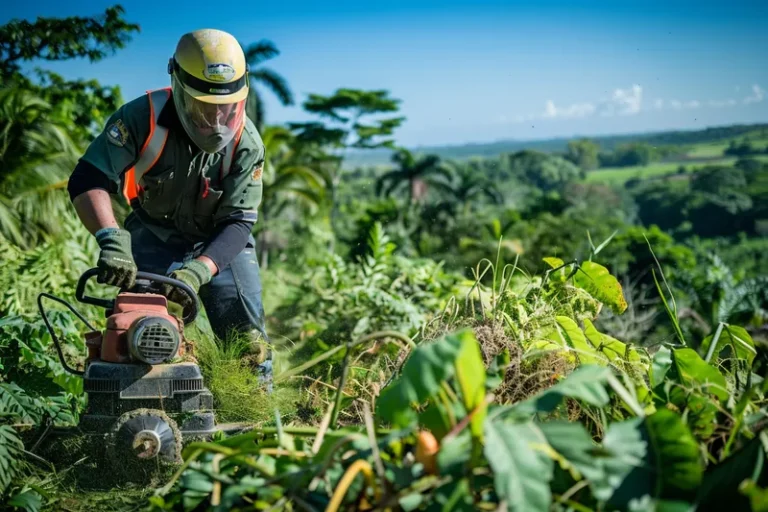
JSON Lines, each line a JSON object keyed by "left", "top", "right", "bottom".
{"left": 325, "top": 459, "right": 379, "bottom": 512}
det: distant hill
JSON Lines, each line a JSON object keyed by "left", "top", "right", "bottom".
{"left": 342, "top": 122, "right": 768, "bottom": 169}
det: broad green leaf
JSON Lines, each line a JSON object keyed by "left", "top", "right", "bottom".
{"left": 7, "top": 487, "right": 44, "bottom": 512}
{"left": 651, "top": 346, "right": 673, "bottom": 388}
{"left": 543, "top": 257, "right": 565, "bottom": 269}
{"left": 551, "top": 316, "right": 604, "bottom": 365}
{"left": 608, "top": 409, "right": 702, "bottom": 508}
{"left": 539, "top": 421, "right": 613, "bottom": 499}
{"left": 436, "top": 430, "right": 472, "bottom": 477}
{"left": 697, "top": 433, "right": 768, "bottom": 511}
{"left": 602, "top": 417, "right": 650, "bottom": 502}
{"left": 502, "top": 365, "right": 612, "bottom": 419}
{"left": 574, "top": 260, "right": 628, "bottom": 315}
{"left": 670, "top": 348, "right": 728, "bottom": 401}
{"left": 454, "top": 330, "right": 486, "bottom": 442}
{"left": 583, "top": 318, "right": 643, "bottom": 365}
{"left": 376, "top": 329, "right": 466, "bottom": 427}
{"left": 701, "top": 324, "right": 757, "bottom": 367}
{"left": 484, "top": 421, "right": 553, "bottom": 512}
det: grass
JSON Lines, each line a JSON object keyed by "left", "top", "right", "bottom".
{"left": 586, "top": 131, "right": 768, "bottom": 185}
{"left": 585, "top": 159, "right": 734, "bottom": 185}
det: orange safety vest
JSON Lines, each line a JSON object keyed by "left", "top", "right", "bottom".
{"left": 121, "top": 87, "right": 244, "bottom": 205}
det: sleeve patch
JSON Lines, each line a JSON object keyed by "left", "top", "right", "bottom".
{"left": 251, "top": 164, "right": 263, "bottom": 181}
{"left": 106, "top": 119, "right": 129, "bottom": 147}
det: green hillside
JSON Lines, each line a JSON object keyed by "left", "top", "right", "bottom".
{"left": 343, "top": 123, "right": 768, "bottom": 168}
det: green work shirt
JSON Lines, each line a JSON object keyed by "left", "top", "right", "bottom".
{"left": 80, "top": 92, "right": 265, "bottom": 244}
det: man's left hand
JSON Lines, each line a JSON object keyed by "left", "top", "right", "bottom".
{"left": 162, "top": 259, "right": 213, "bottom": 314}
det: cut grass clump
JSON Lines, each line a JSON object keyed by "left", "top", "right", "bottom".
{"left": 194, "top": 330, "right": 299, "bottom": 425}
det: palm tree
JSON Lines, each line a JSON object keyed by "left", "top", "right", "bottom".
{"left": 0, "top": 87, "right": 80, "bottom": 248}
{"left": 242, "top": 40, "right": 294, "bottom": 130}
{"left": 374, "top": 149, "right": 451, "bottom": 205}
{"left": 255, "top": 125, "right": 330, "bottom": 269}
{"left": 431, "top": 162, "right": 504, "bottom": 216}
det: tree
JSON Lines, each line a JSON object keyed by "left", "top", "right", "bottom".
{"left": 0, "top": 88, "right": 80, "bottom": 247}
{"left": 565, "top": 139, "right": 600, "bottom": 170}
{"left": 375, "top": 149, "right": 451, "bottom": 205}
{"left": 289, "top": 88, "right": 405, "bottom": 250}
{"left": 0, "top": 5, "right": 139, "bottom": 81}
{"left": 242, "top": 40, "right": 293, "bottom": 130}
{"left": 1, "top": 6, "right": 139, "bottom": 144}
{"left": 506, "top": 150, "right": 583, "bottom": 192}
{"left": 254, "top": 125, "right": 331, "bottom": 268}
{"left": 429, "top": 162, "right": 503, "bottom": 215}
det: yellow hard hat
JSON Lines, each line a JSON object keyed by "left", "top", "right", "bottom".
{"left": 168, "top": 28, "right": 249, "bottom": 152}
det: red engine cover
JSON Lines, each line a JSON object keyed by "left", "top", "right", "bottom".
{"left": 99, "top": 293, "right": 184, "bottom": 364}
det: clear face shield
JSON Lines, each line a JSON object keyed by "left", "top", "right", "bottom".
{"left": 172, "top": 78, "right": 246, "bottom": 153}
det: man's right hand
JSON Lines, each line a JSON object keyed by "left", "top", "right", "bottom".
{"left": 95, "top": 228, "right": 138, "bottom": 289}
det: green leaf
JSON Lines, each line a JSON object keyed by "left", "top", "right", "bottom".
{"left": 539, "top": 421, "right": 613, "bottom": 500}
{"left": 608, "top": 409, "right": 702, "bottom": 508}
{"left": 551, "top": 316, "right": 604, "bottom": 365}
{"left": 701, "top": 324, "right": 757, "bottom": 367}
{"left": 0, "top": 382, "right": 42, "bottom": 424}
{"left": 376, "top": 329, "right": 466, "bottom": 427}
{"left": 697, "top": 433, "right": 767, "bottom": 510}
{"left": 484, "top": 421, "right": 553, "bottom": 512}
{"left": 7, "top": 486, "right": 44, "bottom": 512}
{"left": 670, "top": 348, "right": 728, "bottom": 401}
{"left": 436, "top": 430, "right": 472, "bottom": 477}
{"left": 651, "top": 346, "right": 673, "bottom": 388}
{"left": 663, "top": 387, "right": 718, "bottom": 442}
{"left": 454, "top": 329, "right": 486, "bottom": 441}
{"left": 0, "top": 425, "right": 23, "bottom": 493}
{"left": 740, "top": 480, "right": 768, "bottom": 512}
{"left": 574, "top": 260, "right": 628, "bottom": 314}
{"left": 427, "top": 478, "right": 475, "bottom": 511}
{"left": 583, "top": 318, "right": 643, "bottom": 365}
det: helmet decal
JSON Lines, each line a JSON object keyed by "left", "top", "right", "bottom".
{"left": 204, "top": 63, "right": 236, "bottom": 83}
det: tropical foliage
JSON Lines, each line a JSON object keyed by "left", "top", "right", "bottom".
{"left": 2, "top": 5, "right": 768, "bottom": 512}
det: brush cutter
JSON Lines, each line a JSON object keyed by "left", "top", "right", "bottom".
{"left": 38, "top": 268, "right": 220, "bottom": 465}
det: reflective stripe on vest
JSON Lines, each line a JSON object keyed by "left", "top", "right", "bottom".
{"left": 122, "top": 88, "right": 171, "bottom": 203}
{"left": 121, "top": 87, "right": 244, "bottom": 204}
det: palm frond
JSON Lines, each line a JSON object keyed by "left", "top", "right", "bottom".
{"left": 249, "top": 68, "right": 294, "bottom": 106}
{"left": 243, "top": 40, "right": 280, "bottom": 66}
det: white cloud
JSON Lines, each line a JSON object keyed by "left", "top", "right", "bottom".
{"left": 541, "top": 100, "right": 596, "bottom": 119}
{"left": 744, "top": 84, "right": 765, "bottom": 104}
{"left": 611, "top": 84, "right": 643, "bottom": 115}
{"left": 502, "top": 82, "right": 763, "bottom": 126}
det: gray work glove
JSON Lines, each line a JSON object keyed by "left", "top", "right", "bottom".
{"left": 95, "top": 228, "right": 137, "bottom": 289}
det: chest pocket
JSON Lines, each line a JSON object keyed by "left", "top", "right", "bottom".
{"left": 138, "top": 165, "right": 178, "bottom": 218}
{"left": 193, "top": 175, "right": 224, "bottom": 226}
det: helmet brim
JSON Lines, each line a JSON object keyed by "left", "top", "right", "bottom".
{"left": 179, "top": 80, "right": 249, "bottom": 105}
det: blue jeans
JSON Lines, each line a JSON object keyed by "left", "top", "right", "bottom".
{"left": 124, "top": 213, "right": 272, "bottom": 389}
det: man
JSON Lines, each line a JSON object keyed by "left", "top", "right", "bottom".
{"left": 67, "top": 28, "right": 271, "bottom": 384}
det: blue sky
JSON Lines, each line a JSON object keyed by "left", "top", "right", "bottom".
{"left": 4, "top": 0, "right": 768, "bottom": 146}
